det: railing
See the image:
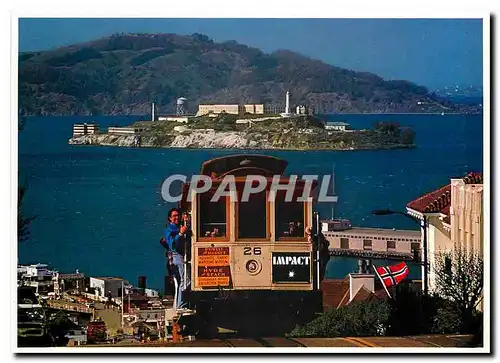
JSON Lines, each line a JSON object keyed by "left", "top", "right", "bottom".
{"left": 46, "top": 300, "right": 93, "bottom": 314}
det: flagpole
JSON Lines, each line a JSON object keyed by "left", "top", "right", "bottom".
{"left": 372, "top": 264, "right": 392, "bottom": 299}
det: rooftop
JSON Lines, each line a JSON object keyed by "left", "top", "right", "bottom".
{"left": 406, "top": 184, "right": 451, "bottom": 214}
{"left": 406, "top": 172, "right": 483, "bottom": 215}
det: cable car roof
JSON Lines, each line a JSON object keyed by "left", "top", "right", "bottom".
{"left": 200, "top": 154, "right": 288, "bottom": 178}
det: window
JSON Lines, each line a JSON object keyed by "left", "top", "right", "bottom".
{"left": 363, "top": 239, "right": 372, "bottom": 250}
{"left": 237, "top": 191, "right": 267, "bottom": 239}
{"left": 340, "top": 237, "right": 349, "bottom": 249}
{"left": 198, "top": 193, "right": 227, "bottom": 239}
{"left": 275, "top": 194, "right": 305, "bottom": 239}
{"left": 387, "top": 240, "right": 396, "bottom": 249}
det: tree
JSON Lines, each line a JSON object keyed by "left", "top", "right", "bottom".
{"left": 433, "top": 247, "right": 483, "bottom": 333}
{"left": 373, "top": 121, "right": 400, "bottom": 136}
{"left": 400, "top": 126, "right": 415, "bottom": 144}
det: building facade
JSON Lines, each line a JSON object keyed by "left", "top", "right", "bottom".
{"left": 406, "top": 172, "right": 483, "bottom": 292}
{"left": 450, "top": 174, "right": 484, "bottom": 254}
{"left": 73, "top": 123, "right": 99, "bottom": 137}
{"left": 325, "top": 122, "right": 350, "bottom": 131}
{"left": 196, "top": 104, "right": 264, "bottom": 117}
{"left": 323, "top": 227, "right": 421, "bottom": 256}
{"left": 157, "top": 116, "right": 190, "bottom": 123}
{"left": 108, "top": 127, "right": 145, "bottom": 135}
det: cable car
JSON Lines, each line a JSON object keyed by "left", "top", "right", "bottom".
{"left": 178, "top": 154, "right": 326, "bottom": 335}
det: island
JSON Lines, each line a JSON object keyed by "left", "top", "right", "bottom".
{"left": 68, "top": 113, "right": 415, "bottom": 151}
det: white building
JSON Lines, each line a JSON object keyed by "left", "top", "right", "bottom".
{"left": 406, "top": 172, "right": 484, "bottom": 294}
{"left": 89, "top": 277, "right": 128, "bottom": 298}
{"left": 20, "top": 264, "right": 55, "bottom": 295}
{"left": 324, "top": 227, "right": 421, "bottom": 256}
{"left": 325, "top": 122, "right": 350, "bottom": 131}
{"left": 144, "top": 288, "right": 159, "bottom": 298}
{"left": 157, "top": 116, "right": 190, "bottom": 123}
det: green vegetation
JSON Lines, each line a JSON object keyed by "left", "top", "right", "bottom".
{"left": 18, "top": 32, "right": 475, "bottom": 116}
{"left": 289, "top": 249, "right": 483, "bottom": 343}
{"left": 289, "top": 300, "right": 390, "bottom": 338}
{"left": 98, "top": 117, "right": 416, "bottom": 150}
{"left": 432, "top": 248, "right": 483, "bottom": 336}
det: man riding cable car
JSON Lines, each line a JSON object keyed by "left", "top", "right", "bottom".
{"left": 161, "top": 208, "right": 192, "bottom": 312}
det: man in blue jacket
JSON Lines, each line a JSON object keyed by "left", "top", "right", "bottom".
{"left": 165, "top": 208, "right": 191, "bottom": 311}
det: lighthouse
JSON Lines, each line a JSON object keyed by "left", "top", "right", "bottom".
{"left": 280, "top": 91, "right": 293, "bottom": 118}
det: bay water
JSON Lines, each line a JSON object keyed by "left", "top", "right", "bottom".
{"left": 18, "top": 114, "right": 483, "bottom": 290}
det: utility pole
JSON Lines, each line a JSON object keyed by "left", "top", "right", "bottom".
{"left": 422, "top": 215, "right": 428, "bottom": 296}
{"left": 121, "top": 280, "right": 124, "bottom": 329}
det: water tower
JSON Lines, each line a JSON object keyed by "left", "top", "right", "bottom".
{"left": 176, "top": 97, "right": 188, "bottom": 116}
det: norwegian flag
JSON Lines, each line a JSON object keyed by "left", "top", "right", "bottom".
{"left": 374, "top": 262, "right": 409, "bottom": 289}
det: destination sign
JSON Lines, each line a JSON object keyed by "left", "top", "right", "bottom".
{"left": 197, "top": 266, "right": 231, "bottom": 287}
{"left": 196, "top": 247, "right": 231, "bottom": 287}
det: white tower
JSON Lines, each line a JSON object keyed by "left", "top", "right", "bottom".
{"left": 280, "top": 91, "right": 293, "bottom": 118}
{"left": 285, "top": 91, "right": 290, "bottom": 114}
{"left": 151, "top": 103, "right": 155, "bottom": 122}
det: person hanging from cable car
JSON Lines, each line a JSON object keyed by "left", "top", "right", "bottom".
{"left": 164, "top": 208, "right": 192, "bottom": 312}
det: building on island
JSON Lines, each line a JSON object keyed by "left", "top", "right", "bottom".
{"left": 108, "top": 126, "right": 146, "bottom": 135}
{"left": 325, "top": 121, "right": 351, "bottom": 131}
{"left": 73, "top": 123, "right": 99, "bottom": 137}
{"left": 157, "top": 115, "right": 190, "bottom": 123}
{"left": 295, "top": 104, "right": 312, "bottom": 115}
{"left": 196, "top": 104, "right": 264, "bottom": 117}
{"left": 406, "top": 172, "right": 483, "bottom": 294}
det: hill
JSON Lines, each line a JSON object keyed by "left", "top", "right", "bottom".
{"left": 18, "top": 32, "right": 481, "bottom": 116}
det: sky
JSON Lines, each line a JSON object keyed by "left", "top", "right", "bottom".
{"left": 18, "top": 18, "right": 483, "bottom": 90}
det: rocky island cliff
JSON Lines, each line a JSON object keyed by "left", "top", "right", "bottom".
{"left": 68, "top": 115, "right": 416, "bottom": 151}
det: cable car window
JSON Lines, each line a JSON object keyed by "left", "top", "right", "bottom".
{"left": 237, "top": 191, "right": 267, "bottom": 239}
{"left": 198, "top": 193, "right": 227, "bottom": 239}
{"left": 275, "top": 195, "right": 305, "bottom": 239}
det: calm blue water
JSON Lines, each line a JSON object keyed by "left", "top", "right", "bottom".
{"left": 18, "top": 114, "right": 483, "bottom": 290}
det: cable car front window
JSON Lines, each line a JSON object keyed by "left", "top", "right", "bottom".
{"left": 237, "top": 191, "right": 268, "bottom": 240}
{"left": 198, "top": 193, "right": 227, "bottom": 239}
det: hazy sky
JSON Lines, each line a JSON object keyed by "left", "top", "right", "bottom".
{"left": 18, "top": 18, "right": 483, "bottom": 89}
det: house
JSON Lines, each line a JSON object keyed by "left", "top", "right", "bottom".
{"left": 406, "top": 172, "right": 483, "bottom": 292}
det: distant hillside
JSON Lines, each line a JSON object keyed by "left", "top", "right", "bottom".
{"left": 18, "top": 33, "right": 481, "bottom": 116}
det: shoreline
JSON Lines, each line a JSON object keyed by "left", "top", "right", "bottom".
{"left": 68, "top": 140, "right": 417, "bottom": 153}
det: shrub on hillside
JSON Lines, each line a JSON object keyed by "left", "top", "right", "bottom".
{"left": 288, "top": 300, "right": 390, "bottom": 338}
